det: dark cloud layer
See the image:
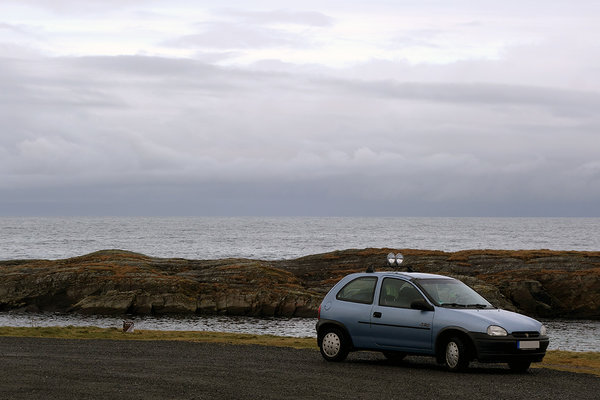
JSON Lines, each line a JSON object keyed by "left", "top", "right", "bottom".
{"left": 1, "top": 51, "right": 598, "bottom": 216}
{"left": 1, "top": 1, "right": 599, "bottom": 216}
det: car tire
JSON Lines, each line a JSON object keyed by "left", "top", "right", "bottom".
{"left": 508, "top": 360, "right": 531, "bottom": 373}
{"left": 319, "top": 328, "right": 349, "bottom": 362}
{"left": 444, "top": 336, "right": 469, "bottom": 372}
{"left": 383, "top": 351, "right": 406, "bottom": 362}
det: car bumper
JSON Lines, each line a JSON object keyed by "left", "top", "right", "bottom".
{"left": 470, "top": 333, "right": 550, "bottom": 363}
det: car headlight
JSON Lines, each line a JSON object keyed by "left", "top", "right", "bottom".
{"left": 540, "top": 325, "right": 547, "bottom": 336}
{"left": 487, "top": 325, "right": 508, "bottom": 336}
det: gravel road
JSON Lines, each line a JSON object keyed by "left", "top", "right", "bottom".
{"left": 1, "top": 337, "right": 598, "bottom": 400}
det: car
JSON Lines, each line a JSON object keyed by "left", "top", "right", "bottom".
{"left": 316, "top": 253, "right": 549, "bottom": 372}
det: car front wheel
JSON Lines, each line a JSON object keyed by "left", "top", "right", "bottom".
{"left": 319, "top": 328, "right": 349, "bottom": 362}
{"left": 444, "top": 337, "right": 469, "bottom": 372}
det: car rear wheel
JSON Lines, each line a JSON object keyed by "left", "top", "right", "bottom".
{"left": 444, "top": 336, "right": 469, "bottom": 372}
{"left": 508, "top": 360, "right": 531, "bottom": 373}
{"left": 319, "top": 328, "right": 349, "bottom": 362}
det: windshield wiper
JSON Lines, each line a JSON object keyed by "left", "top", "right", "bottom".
{"left": 440, "top": 303, "right": 466, "bottom": 308}
{"left": 467, "top": 304, "right": 490, "bottom": 309}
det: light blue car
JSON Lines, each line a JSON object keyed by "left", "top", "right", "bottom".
{"left": 316, "top": 254, "right": 549, "bottom": 372}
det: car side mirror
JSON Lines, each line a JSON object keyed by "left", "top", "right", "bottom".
{"left": 410, "top": 299, "right": 434, "bottom": 312}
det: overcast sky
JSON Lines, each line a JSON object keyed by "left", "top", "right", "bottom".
{"left": 1, "top": 0, "right": 599, "bottom": 216}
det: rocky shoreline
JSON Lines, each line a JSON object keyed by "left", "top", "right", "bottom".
{"left": 0, "top": 248, "right": 598, "bottom": 319}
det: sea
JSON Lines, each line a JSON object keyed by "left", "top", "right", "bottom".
{"left": 1, "top": 216, "right": 599, "bottom": 261}
{"left": 1, "top": 216, "right": 599, "bottom": 352}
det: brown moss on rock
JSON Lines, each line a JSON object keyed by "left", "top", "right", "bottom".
{"left": 0, "top": 248, "right": 598, "bottom": 319}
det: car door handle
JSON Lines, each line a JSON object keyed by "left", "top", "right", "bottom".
{"left": 373, "top": 312, "right": 382, "bottom": 318}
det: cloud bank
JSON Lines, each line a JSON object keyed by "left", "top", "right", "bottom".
{"left": 1, "top": 1, "right": 599, "bottom": 216}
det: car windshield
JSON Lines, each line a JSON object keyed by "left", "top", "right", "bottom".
{"left": 416, "top": 278, "right": 493, "bottom": 308}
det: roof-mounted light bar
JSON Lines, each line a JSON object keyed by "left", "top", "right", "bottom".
{"left": 387, "top": 252, "right": 404, "bottom": 266}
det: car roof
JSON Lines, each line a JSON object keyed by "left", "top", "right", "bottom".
{"left": 366, "top": 271, "right": 454, "bottom": 281}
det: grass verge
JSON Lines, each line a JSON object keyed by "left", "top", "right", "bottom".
{"left": 0, "top": 326, "right": 316, "bottom": 349}
{"left": 535, "top": 350, "right": 600, "bottom": 377}
{"left": 1, "top": 326, "right": 598, "bottom": 376}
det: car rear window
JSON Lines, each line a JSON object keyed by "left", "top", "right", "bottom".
{"left": 336, "top": 276, "right": 378, "bottom": 304}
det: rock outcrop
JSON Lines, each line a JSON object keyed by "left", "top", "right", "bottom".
{"left": 0, "top": 248, "right": 598, "bottom": 319}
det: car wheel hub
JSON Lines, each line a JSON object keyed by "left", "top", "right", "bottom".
{"left": 446, "top": 342, "right": 459, "bottom": 368}
{"left": 322, "top": 332, "right": 341, "bottom": 357}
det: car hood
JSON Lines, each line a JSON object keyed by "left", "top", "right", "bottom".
{"left": 437, "top": 308, "right": 542, "bottom": 334}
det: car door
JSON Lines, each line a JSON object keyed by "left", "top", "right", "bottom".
{"left": 331, "top": 275, "right": 378, "bottom": 348}
{"left": 370, "top": 277, "right": 434, "bottom": 351}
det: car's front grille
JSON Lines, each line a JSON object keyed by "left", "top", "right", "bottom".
{"left": 512, "top": 331, "right": 540, "bottom": 338}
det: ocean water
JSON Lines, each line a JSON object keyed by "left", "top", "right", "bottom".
{"left": 0, "top": 312, "right": 597, "bottom": 352}
{"left": 0, "top": 217, "right": 598, "bottom": 261}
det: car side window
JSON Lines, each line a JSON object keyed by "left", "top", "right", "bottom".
{"left": 379, "top": 278, "right": 424, "bottom": 308}
{"left": 336, "top": 276, "right": 378, "bottom": 304}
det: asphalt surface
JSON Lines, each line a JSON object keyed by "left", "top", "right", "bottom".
{"left": 1, "top": 337, "right": 598, "bottom": 400}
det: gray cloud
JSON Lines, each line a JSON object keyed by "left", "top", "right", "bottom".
{"left": 317, "top": 79, "right": 600, "bottom": 118}
{"left": 1, "top": 50, "right": 599, "bottom": 216}
{"left": 165, "top": 22, "right": 313, "bottom": 50}
{"left": 0, "top": 22, "right": 34, "bottom": 36}
{"left": 162, "top": 7, "right": 331, "bottom": 51}
{"left": 2, "top": 1, "right": 600, "bottom": 216}
{"left": 219, "top": 9, "right": 334, "bottom": 27}
{"left": 2, "top": 0, "right": 161, "bottom": 15}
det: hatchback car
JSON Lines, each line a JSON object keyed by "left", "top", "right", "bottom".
{"left": 316, "top": 255, "right": 549, "bottom": 372}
